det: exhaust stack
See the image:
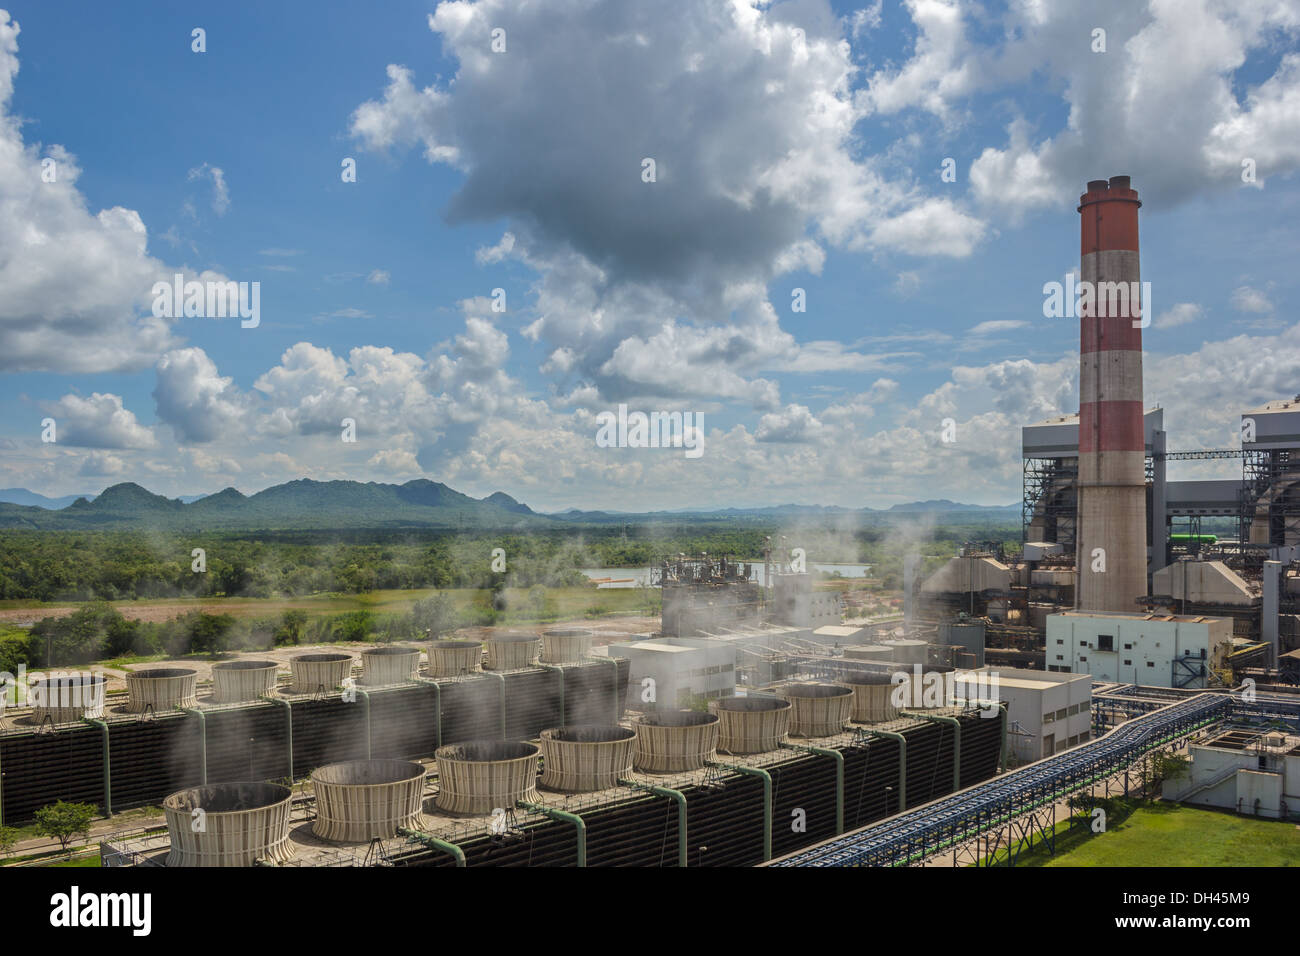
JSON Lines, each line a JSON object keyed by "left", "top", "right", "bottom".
{"left": 1076, "top": 176, "right": 1147, "bottom": 612}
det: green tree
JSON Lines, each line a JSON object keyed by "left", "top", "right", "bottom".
{"left": 0, "top": 825, "right": 19, "bottom": 858}
{"left": 412, "top": 593, "right": 457, "bottom": 638}
{"left": 275, "top": 609, "right": 308, "bottom": 646}
{"left": 188, "top": 612, "right": 236, "bottom": 656}
{"left": 33, "top": 801, "right": 97, "bottom": 851}
{"left": 31, "top": 603, "right": 122, "bottom": 666}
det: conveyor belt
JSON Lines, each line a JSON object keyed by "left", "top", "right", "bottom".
{"left": 772, "top": 692, "right": 1231, "bottom": 867}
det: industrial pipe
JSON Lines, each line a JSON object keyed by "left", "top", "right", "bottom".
{"left": 710, "top": 762, "right": 772, "bottom": 862}
{"left": 397, "top": 826, "right": 466, "bottom": 867}
{"left": 905, "top": 712, "right": 960, "bottom": 791}
{"left": 83, "top": 717, "right": 112, "bottom": 816}
{"left": 354, "top": 687, "right": 372, "bottom": 759}
{"left": 621, "top": 778, "right": 688, "bottom": 867}
{"left": 539, "top": 663, "right": 565, "bottom": 726}
{"left": 272, "top": 697, "right": 293, "bottom": 780}
{"left": 181, "top": 707, "right": 207, "bottom": 785}
{"left": 780, "top": 742, "right": 844, "bottom": 835}
{"left": 865, "top": 729, "right": 906, "bottom": 811}
{"left": 998, "top": 703, "right": 1008, "bottom": 773}
{"left": 486, "top": 672, "right": 507, "bottom": 738}
{"left": 519, "top": 802, "right": 586, "bottom": 867}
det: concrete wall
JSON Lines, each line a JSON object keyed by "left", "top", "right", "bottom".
{"left": 1048, "top": 612, "right": 1232, "bottom": 688}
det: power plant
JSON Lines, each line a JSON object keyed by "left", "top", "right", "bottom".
{"left": 3, "top": 177, "right": 1297, "bottom": 870}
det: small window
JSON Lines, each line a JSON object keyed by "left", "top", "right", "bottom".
{"left": 1056, "top": 639, "right": 1064, "bottom": 645}
{"left": 1123, "top": 659, "right": 1132, "bottom": 666}
{"left": 1123, "top": 643, "right": 1132, "bottom": 650}
{"left": 1147, "top": 661, "right": 1155, "bottom": 668}
{"left": 1079, "top": 655, "right": 1087, "bottom": 662}
{"left": 1098, "top": 634, "right": 1114, "bottom": 652}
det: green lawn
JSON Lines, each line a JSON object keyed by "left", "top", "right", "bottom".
{"left": 987, "top": 802, "right": 1300, "bottom": 867}
{"left": 47, "top": 854, "right": 100, "bottom": 868}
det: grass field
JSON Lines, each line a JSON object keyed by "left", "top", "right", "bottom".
{"left": 0, "top": 585, "right": 659, "bottom": 626}
{"left": 986, "top": 801, "right": 1300, "bottom": 867}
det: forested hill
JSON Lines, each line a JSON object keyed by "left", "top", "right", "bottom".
{"left": 0, "top": 478, "right": 1019, "bottom": 532}
{"left": 0, "top": 479, "right": 542, "bottom": 531}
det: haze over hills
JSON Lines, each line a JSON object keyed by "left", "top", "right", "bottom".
{"left": 0, "top": 488, "right": 97, "bottom": 510}
{"left": 0, "top": 480, "right": 1019, "bottom": 531}
{"left": 0, "top": 480, "right": 543, "bottom": 531}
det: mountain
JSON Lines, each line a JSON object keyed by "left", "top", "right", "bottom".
{"left": 0, "top": 488, "right": 96, "bottom": 510}
{"left": 887, "top": 499, "right": 1019, "bottom": 513}
{"left": 482, "top": 491, "right": 534, "bottom": 515}
{"left": 0, "top": 479, "right": 1020, "bottom": 532}
{"left": 0, "top": 479, "right": 549, "bottom": 531}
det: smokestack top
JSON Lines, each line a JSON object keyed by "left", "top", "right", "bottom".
{"left": 1079, "top": 175, "right": 1141, "bottom": 211}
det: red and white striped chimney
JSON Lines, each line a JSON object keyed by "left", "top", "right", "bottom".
{"left": 1076, "top": 175, "right": 1147, "bottom": 613}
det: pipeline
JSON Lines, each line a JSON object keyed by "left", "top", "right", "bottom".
{"left": 83, "top": 717, "right": 112, "bottom": 816}
{"left": 272, "top": 697, "right": 293, "bottom": 780}
{"left": 998, "top": 703, "right": 1008, "bottom": 773}
{"left": 397, "top": 826, "right": 466, "bottom": 867}
{"left": 865, "top": 729, "right": 906, "bottom": 811}
{"left": 621, "top": 778, "right": 688, "bottom": 866}
{"left": 905, "top": 712, "right": 959, "bottom": 791}
{"left": 181, "top": 707, "right": 207, "bottom": 785}
{"left": 709, "top": 762, "right": 772, "bottom": 862}
{"left": 519, "top": 802, "right": 586, "bottom": 866}
{"left": 780, "top": 742, "right": 844, "bottom": 835}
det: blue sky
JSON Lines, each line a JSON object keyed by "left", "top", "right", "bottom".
{"left": 2, "top": 0, "right": 1298, "bottom": 510}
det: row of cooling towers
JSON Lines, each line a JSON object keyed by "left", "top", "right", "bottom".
{"left": 159, "top": 673, "right": 913, "bottom": 866}
{"left": 26, "top": 628, "right": 595, "bottom": 724}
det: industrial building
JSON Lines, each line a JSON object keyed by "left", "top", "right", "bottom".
{"left": 1163, "top": 726, "right": 1300, "bottom": 819}
{"left": 9, "top": 175, "right": 1297, "bottom": 870}
{"left": 1047, "top": 610, "right": 1233, "bottom": 688}
{"left": 606, "top": 636, "right": 736, "bottom": 710}
{"left": 916, "top": 174, "right": 1300, "bottom": 693}
{"left": 952, "top": 667, "right": 1092, "bottom": 764}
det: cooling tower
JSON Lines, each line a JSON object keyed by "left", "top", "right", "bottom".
{"left": 715, "top": 696, "right": 791, "bottom": 754}
{"left": 777, "top": 683, "right": 853, "bottom": 737}
{"left": 125, "top": 668, "right": 198, "bottom": 713}
{"left": 163, "top": 782, "right": 294, "bottom": 866}
{"left": 484, "top": 632, "right": 540, "bottom": 671}
{"left": 434, "top": 740, "right": 540, "bottom": 814}
{"left": 540, "top": 627, "right": 594, "bottom": 664}
{"left": 30, "top": 673, "right": 106, "bottom": 723}
{"left": 289, "top": 652, "right": 354, "bottom": 694}
{"left": 211, "top": 660, "right": 280, "bottom": 703}
{"left": 882, "top": 639, "right": 928, "bottom": 665}
{"left": 632, "top": 710, "right": 719, "bottom": 772}
{"left": 311, "top": 759, "right": 426, "bottom": 842}
{"left": 842, "top": 644, "right": 894, "bottom": 662}
{"left": 426, "top": 639, "right": 483, "bottom": 677}
{"left": 360, "top": 646, "right": 421, "bottom": 686}
{"left": 842, "top": 672, "right": 900, "bottom": 723}
{"left": 539, "top": 725, "right": 636, "bottom": 792}
{"left": 1077, "top": 175, "right": 1147, "bottom": 612}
